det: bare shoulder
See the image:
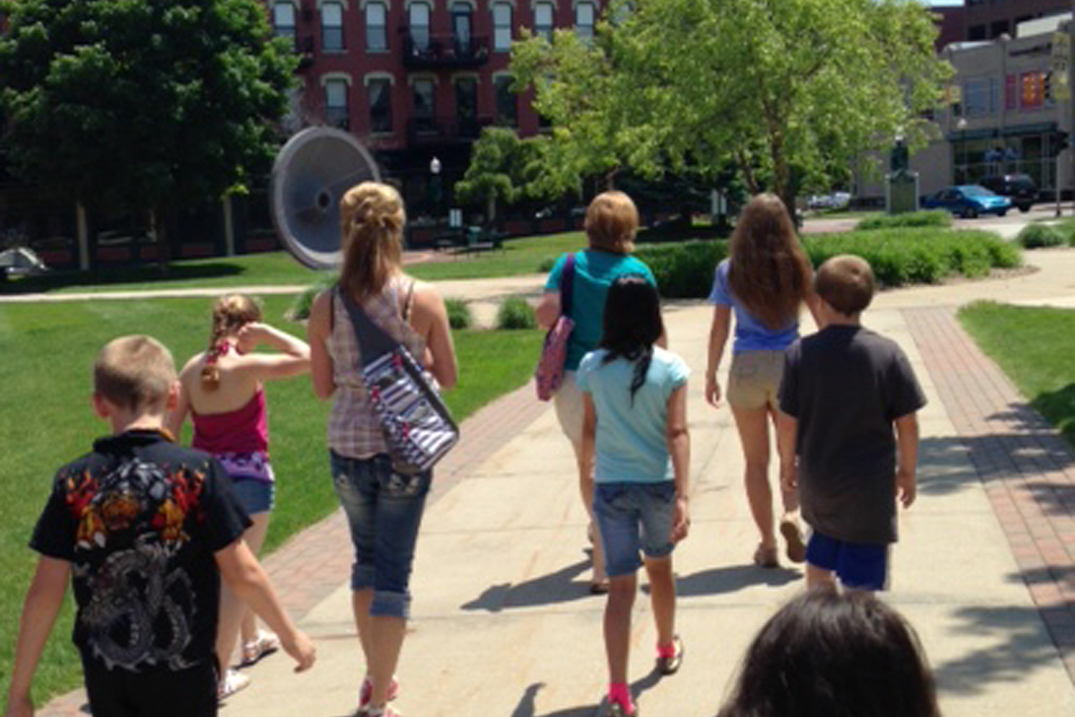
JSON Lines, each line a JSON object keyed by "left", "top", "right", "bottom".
{"left": 407, "top": 278, "right": 444, "bottom": 310}
{"left": 178, "top": 353, "right": 207, "bottom": 383}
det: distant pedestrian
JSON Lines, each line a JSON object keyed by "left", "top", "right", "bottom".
{"left": 536, "top": 191, "right": 661, "bottom": 594}
{"left": 5, "top": 335, "right": 314, "bottom": 717}
{"left": 167, "top": 294, "right": 311, "bottom": 699}
{"left": 718, "top": 589, "right": 941, "bottom": 717}
{"left": 777, "top": 255, "right": 926, "bottom": 593}
{"left": 578, "top": 276, "right": 689, "bottom": 717}
{"left": 705, "top": 193, "right": 818, "bottom": 568}
{"left": 306, "top": 181, "right": 457, "bottom": 717}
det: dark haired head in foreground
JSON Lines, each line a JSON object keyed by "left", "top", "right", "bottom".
{"left": 719, "top": 589, "right": 941, "bottom": 717}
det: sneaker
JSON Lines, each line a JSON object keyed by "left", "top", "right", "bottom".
{"left": 780, "top": 517, "right": 806, "bottom": 564}
{"left": 218, "top": 669, "right": 251, "bottom": 701}
{"left": 358, "top": 676, "right": 400, "bottom": 716}
{"left": 364, "top": 708, "right": 403, "bottom": 717}
{"left": 240, "top": 630, "right": 281, "bottom": 667}
{"left": 608, "top": 699, "right": 637, "bottom": 717}
{"left": 656, "top": 635, "right": 684, "bottom": 676}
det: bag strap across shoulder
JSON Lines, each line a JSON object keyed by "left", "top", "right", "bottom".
{"left": 335, "top": 285, "right": 401, "bottom": 368}
{"left": 561, "top": 253, "right": 576, "bottom": 315}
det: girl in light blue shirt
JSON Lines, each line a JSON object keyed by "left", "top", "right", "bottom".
{"left": 578, "top": 276, "right": 690, "bottom": 717}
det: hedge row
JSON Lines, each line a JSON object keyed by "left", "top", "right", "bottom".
{"left": 634, "top": 240, "right": 729, "bottom": 299}
{"left": 856, "top": 211, "right": 953, "bottom": 231}
{"left": 632, "top": 228, "right": 1021, "bottom": 299}
{"left": 1017, "top": 221, "right": 1075, "bottom": 248}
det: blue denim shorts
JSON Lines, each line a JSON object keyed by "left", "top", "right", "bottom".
{"left": 594, "top": 481, "right": 676, "bottom": 577}
{"left": 330, "top": 451, "right": 431, "bottom": 618}
{"left": 228, "top": 478, "right": 275, "bottom": 515}
{"left": 806, "top": 531, "right": 890, "bottom": 591}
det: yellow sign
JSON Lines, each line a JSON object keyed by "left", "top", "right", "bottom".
{"left": 1053, "top": 31, "right": 1071, "bottom": 73}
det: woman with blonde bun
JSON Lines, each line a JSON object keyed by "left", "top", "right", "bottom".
{"left": 307, "top": 182, "right": 457, "bottom": 717}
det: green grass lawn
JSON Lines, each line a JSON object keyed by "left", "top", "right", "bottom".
{"left": 958, "top": 302, "right": 1075, "bottom": 448}
{"left": 0, "top": 295, "right": 542, "bottom": 706}
{"left": 1, "top": 232, "right": 588, "bottom": 295}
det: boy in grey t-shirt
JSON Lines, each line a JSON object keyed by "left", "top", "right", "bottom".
{"left": 777, "top": 255, "right": 926, "bottom": 592}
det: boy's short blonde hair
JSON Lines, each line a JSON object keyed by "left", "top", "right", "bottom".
{"left": 94, "top": 335, "right": 177, "bottom": 412}
{"left": 815, "top": 255, "right": 876, "bottom": 316}
{"left": 585, "top": 191, "right": 639, "bottom": 254}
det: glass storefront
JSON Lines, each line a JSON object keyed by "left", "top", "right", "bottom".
{"left": 952, "top": 130, "right": 1059, "bottom": 191}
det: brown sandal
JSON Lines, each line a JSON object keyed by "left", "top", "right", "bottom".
{"left": 753, "top": 544, "right": 779, "bottom": 568}
{"left": 780, "top": 518, "right": 806, "bottom": 564}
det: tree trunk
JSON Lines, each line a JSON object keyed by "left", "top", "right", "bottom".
{"left": 487, "top": 194, "right": 497, "bottom": 227}
{"left": 153, "top": 209, "right": 171, "bottom": 278}
{"left": 604, "top": 165, "right": 620, "bottom": 191}
{"left": 768, "top": 132, "right": 799, "bottom": 228}
{"left": 735, "top": 150, "right": 760, "bottom": 195}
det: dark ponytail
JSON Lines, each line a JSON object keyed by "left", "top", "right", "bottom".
{"left": 599, "top": 275, "right": 663, "bottom": 404}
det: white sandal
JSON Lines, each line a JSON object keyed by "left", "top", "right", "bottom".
{"left": 218, "top": 669, "right": 251, "bottom": 700}
{"left": 240, "top": 630, "right": 280, "bottom": 667}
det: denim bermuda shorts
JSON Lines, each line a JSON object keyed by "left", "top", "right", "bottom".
{"left": 594, "top": 481, "right": 676, "bottom": 577}
{"left": 330, "top": 451, "right": 431, "bottom": 619}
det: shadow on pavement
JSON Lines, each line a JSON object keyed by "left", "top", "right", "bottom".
{"left": 461, "top": 558, "right": 594, "bottom": 612}
{"left": 510, "top": 669, "right": 663, "bottom": 717}
{"left": 670, "top": 565, "right": 800, "bottom": 597}
{"left": 930, "top": 597, "right": 1069, "bottom": 696}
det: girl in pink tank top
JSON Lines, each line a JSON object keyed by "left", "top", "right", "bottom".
{"left": 167, "top": 294, "right": 310, "bottom": 700}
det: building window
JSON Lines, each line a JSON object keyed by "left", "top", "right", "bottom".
{"left": 368, "top": 79, "right": 392, "bottom": 133}
{"left": 410, "top": 3, "right": 431, "bottom": 52}
{"left": 366, "top": 2, "right": 387, "bottom": 51}
{"left": 273, "top": 2, "right": 297, "bottom": 44}
{"left": 453, "top": 3, "right": 473, "bottom": 54}
{"left": 413, "top": 78, "right": 436, "bottom": 132}
{"left": 1005, "top": 74, "right": 1017, "bottom": 111}
{"left": 963, "top": 78, "right": 995, "bottom": 118}
{"left": 322, "top": 2, "right": 344, "bottom": 52}
{"left": 325, "top": 79, "right": 349, "bottom": 129}
{"left": 493, "top": 3, "right": 512, "bottom": 52}
{"left": 575, "top": 2, "right": 595, "bottom": 44}
{"left": 535, "top": 2, "right": 554, "bottom": 42}
{"left": 967, "top": 24, "right": 986, "bottom": 41}
{"left": 455, "top": 77, "right": 478, "bottom": 137}
{"left": 495, "top": 75, "right": 517, "bottom": 126}
{"left": 1021, "top": 71, "right": 1044, "bottom": 110}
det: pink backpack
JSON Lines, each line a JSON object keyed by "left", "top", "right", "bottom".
{"left": 534, "top": 253, "right": 576, "bottom": 401}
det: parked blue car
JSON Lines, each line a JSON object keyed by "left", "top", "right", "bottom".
{"left": 922, "top": 185, "right": 1011, "bottom": 218}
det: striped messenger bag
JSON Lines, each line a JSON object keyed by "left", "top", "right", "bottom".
{"left": 337, "top": 285, "right": 459, "bottom": 474}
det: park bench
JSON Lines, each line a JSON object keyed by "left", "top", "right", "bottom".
{"left": 434, "top": 226, "right": 505, "bottom": 257}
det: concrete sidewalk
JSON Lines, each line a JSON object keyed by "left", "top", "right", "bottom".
{"left": 38, "top": 248, "right": 1075, "bottom": 717}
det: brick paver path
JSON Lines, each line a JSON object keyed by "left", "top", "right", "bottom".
{"left": 906, "top": 307, "right": 1075, "bottom": 682}
{"left": 37, "top": 381, "right": 550, "bottom": 717}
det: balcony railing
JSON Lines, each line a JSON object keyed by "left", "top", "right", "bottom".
{"left": 402, "top": 33, "right": 490, "bottom": 69}
{"left": 407, "top": 116, "right": 493, "bottom": 145}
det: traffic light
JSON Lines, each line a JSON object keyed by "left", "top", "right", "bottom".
{"left": 1052, "top": 130, "right": 1070, "bottom": 157}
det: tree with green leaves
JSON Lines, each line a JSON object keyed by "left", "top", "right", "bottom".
{"left": 0, "top": 0, "right": 297, "bottom": 268}
{"left": 454, "top": 126, "right": 578, "bottom": 224}
{"left": 511, "top": 0, "right": 949, "bottom": 215}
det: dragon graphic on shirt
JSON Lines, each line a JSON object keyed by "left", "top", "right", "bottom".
{"left": 63, "top": 458, "right": 208, "bottom": 671}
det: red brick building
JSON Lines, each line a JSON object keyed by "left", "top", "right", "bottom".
{"left": 268, "top": 0, "right": 604, "bottom": 220}
{"left": 964, "top": 0, "right": 1068, "bottom": 41}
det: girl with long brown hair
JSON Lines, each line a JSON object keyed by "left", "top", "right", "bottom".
{"left": 307, "top": 181, "right": 457, "bottom": 717}
{"left": 168, "top": 293, "right": 311, "bottom": 699}
{"left": 704, "top": 193, "right": 818, "bottom": 569}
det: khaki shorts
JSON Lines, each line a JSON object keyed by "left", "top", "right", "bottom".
{"left": 553, "top": 370, "right": 584, "bottom": 451}
{"left": 726, "top": 350, "right": 786, "bottom": 411}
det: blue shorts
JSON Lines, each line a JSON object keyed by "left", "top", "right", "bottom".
{"left": 594, "top": 482, "right": 676, "bottom": 577}
{"left": 806, "top": 531, "right": 890, "bottom": 591}
{"left": 330, "top": 451, "right": 430, "bottom": 619}
{"left": 229, "top": 478, "right": 275, "bottom": 515}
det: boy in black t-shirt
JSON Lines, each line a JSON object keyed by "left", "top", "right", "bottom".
{"left": 5, "top": 336, "right": 315, "bottom": 717}
{"left": 777, "top": 256, "right": 926, "bottom": 593}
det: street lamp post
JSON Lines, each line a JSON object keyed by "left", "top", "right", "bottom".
{"left": 957, "top": 117, "right": 968, "bottom": 184}
{"left": 429, "top": 156, "right": 443, "bottom": 224}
